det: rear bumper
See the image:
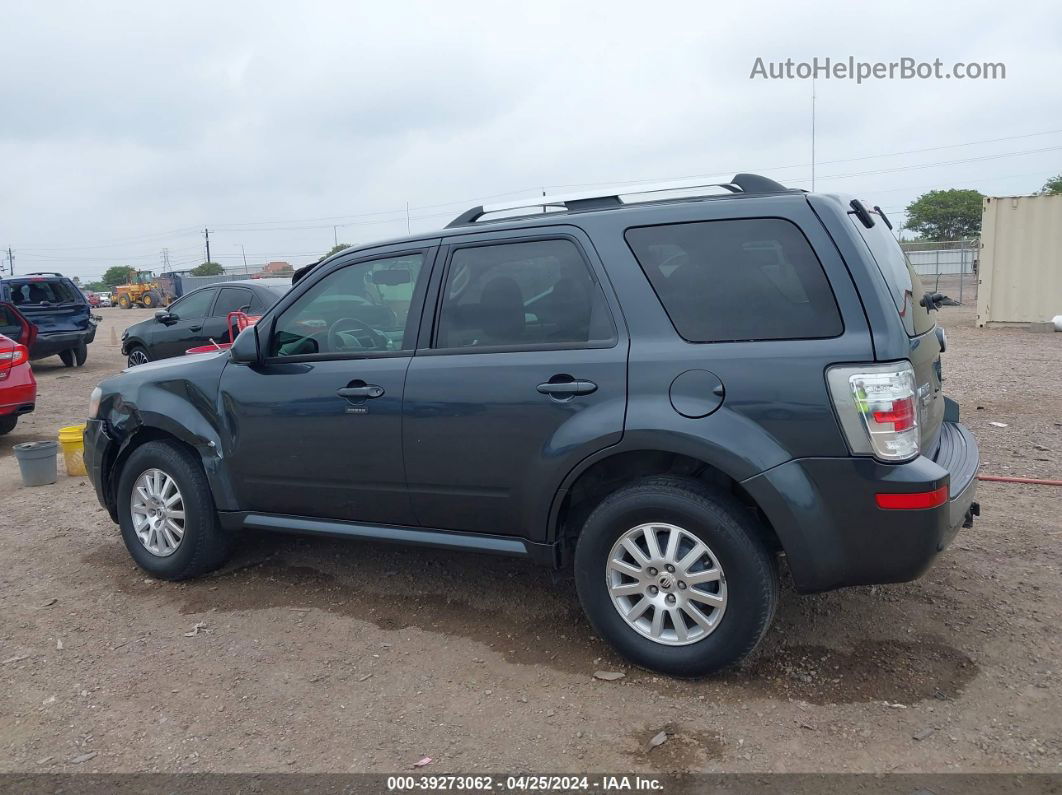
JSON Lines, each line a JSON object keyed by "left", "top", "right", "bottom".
{"left": 84, "top": 418, "right": 117, "bottom": 520}
{"left": 30, "top": 328, "right": 96, "bottom": 359}
{"left": 742, "top": 421, "right": 979, "bottom": 593}
{"left": 0, "top": 367, "right": 37, "bottom": 416}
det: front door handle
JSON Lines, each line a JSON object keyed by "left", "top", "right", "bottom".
{"left": 337, "top": 384, "right": 385, "bottom": 399}
{"left": 189, "top": 325, "right": 202, "bottom": 332}
{"left": 537, "top": 379, "right": 597, "bottom": 398}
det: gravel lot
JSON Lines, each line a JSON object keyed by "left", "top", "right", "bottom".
{"left": 0, "top": 304, "right": 1059, "bottom": 774}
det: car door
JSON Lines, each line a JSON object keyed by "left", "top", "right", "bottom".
{"left": 219, "top": 245, "right": 435, "bottom": 523}
{"left": 150, "top": 287, "right": 217, "bottom": 358}
{"left": 402, "top": 230, "right": 628, "bottom": 539}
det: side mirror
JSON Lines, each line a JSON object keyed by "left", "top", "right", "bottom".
{"left": 228, "top": 324, "right": 260, "bottom": 365}
{"left": 155, "top": 310, "right": 175, "bottom": 324}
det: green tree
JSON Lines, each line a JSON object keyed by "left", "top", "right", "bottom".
{"left": 324, "top": 243, "right": 351, "bottom": 259}
{"left": 101, "top": 266, "right": 136, "bottom": 288}
{"left": 904, "top": 189, "right": 984, "bottom": 240}
{"left": 190, "top": 261, "right": 224, "bottom": 276}
{"left": 84, "top": 280, "right": 108, "bottom": 292}
{"left": 1040, "top": 174, "right": 1062, "bottom": 195}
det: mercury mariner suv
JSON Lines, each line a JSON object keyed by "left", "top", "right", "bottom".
{"left": 85, "top": 174, "right": 980, "bottom": 676}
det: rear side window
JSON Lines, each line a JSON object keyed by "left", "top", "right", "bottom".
{"left": 5, "top": 278, "right": 81, "bottom": 305}
{"left": 849, "top": 216, "right": 935, "bottom": 337}
{"left": 625, "top": 219, "right": 843, "bottom": 343}
{"left": 211, "top": 287, "right": 253, "bottom": 317}
{"left": 435, "top": 239, "right": 615, "bottom": 350}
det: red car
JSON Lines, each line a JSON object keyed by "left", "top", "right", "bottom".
{"left": 0, "top": 302, "right": 37, "bottom": 435}
{"left": 84, "top": 291, "right": 102, "bottom": 308}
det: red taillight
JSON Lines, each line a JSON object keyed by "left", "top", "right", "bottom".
{"left": 0, "top": 344, "right": 29, "bottom": 379}
{"left": 871, "top": 397, "right": 916, "bottom": 432}
{"left": 875, "top": 486, "right": 948, "bottom": 510}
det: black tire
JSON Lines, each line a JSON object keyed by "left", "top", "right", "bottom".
{"left": 73, "top": 342, "right": 88, "bottom": 367}
{"left": 58, "top": 349, "right": 75, "bottom": 367}
{"left": 116, "top": 440, "right": 234, "bottom": 580}
{"left": 117, "top": 294, "right": 132, "bottom": 309}
{"left": 142, "top": 290, "right": 161, "bottom": 309}
{"left": 126, "top": 345, "right": 150, "bottom": 368}
{"left": 574, "top": 476, "right": 778, "bottom": 677}
{"left": 0, "top": 415, "right": 17, "bottom": 435}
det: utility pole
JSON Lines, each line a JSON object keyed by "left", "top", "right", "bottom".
{"left": 405, "top": 202, "right": 411, "bottom": 235}
{"left": 204, "top": 228, "right": 211, "bottom": 264}
{"left": 160, "top": 248, "right": 171, "bottom": 271}
{"left": 333, "top": 225, "right": 338, "bottom": 247}
{"left": 237, "top": 244, "right": 248, "bottom": 273}
{"left": 4, "top": 247, "right": 13, "bottom": 276}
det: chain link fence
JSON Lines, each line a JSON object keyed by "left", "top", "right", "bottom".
{"left": 900, "top": 239, "right": 977, "bottom": 305}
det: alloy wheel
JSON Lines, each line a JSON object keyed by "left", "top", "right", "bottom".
{"left": 606, "top": 522, "right": 727, "bottom": 646}
{"left": 130, "top": 468, "right": 186, "bottom": 557}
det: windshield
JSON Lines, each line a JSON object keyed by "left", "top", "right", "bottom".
{"left": 848, "top": 215, "right": 935, "bottom": 337}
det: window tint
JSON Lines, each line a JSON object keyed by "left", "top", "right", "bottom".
{"left": 436, "top": 239, "right": 614, "bottom": 350}
{"left": 211, "top": 287, "right": 253, "bottom": 317}
{"left": 249, "top": 287, "right": 284, "bottom": 313}
{"left": 170, "top": 288, "right": 215, "bottom": 320}
{"left": 6, "top": 279, "right": 81, "bottom": 305}
{"left": 270, "top": 253, "right": 424, "bottom": 357}
{"left": 625, "top": 219, "right": 842, "bottom": 343}
{"left": 849, "top": 215, "right": 935, "bottom": 336}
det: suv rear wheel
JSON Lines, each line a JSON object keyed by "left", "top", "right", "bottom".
{"left": 73, "top": 342, "right": 88, "bottom": 367}
{"left": 58, "top": 349, "right": 75, "bottom": 367}
{"left": 116, "top": 440, "right": 234, "bottom": 580}
{"left": 574, "top": 476, "right": 777, "bottom": 676}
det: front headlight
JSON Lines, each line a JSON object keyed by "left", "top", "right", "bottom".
{"left": 88, "top": 386, "right": 103, "bottom": 419}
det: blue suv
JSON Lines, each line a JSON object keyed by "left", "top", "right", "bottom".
{"left": 0, "top": 273, "right": 97, "bottom": 366}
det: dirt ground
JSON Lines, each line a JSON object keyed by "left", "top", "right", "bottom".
{"left": 0, "top": 303, "right": 1059, "bottom": 775}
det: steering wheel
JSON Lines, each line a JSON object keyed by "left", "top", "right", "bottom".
{"left": 327, "top": 317, "right": 389, "bottom": 352}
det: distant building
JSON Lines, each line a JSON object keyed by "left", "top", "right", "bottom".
{"left": 262, "top": 261, "right": 293, "bottom": 275}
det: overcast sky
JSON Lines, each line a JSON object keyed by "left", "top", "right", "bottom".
{"left": 2, "top": 0, "right": 1060, "bottom": 281}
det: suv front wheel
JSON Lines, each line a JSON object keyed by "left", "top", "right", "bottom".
{"left": 574, "top": 476, "right": 778, "bottom": 676}
{"left": 116, "top": 440, "right": 234, "bottom": 580}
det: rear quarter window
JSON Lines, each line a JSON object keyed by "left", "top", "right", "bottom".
{"left": 848, "top": 216, "right": 935, "bottom": 337}
{"left": 625, "top": 218, "right": 843, "bottom": 343}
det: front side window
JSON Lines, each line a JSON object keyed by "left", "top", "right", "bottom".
{"left": 270, "top": 253, "right": 425, "bottom": 357}
{"left": 435, "top": 239, "right": 614, "bottom": 350}
{"left": 625, "top": 218, "right": 843, "bottom": 343}
{"left": 170, "top": 288, "right": 216, "bottom": 320}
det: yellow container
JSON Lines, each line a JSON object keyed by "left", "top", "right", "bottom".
{"left": 58, "top": 424, "right": 87, "bottom": 477}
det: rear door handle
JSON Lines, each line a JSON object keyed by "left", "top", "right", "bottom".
{"left": 337, "top": 384, "right": 385, "bottom": 399}
{"left": 537, "top": 379, "right": 597, "bottom": 397}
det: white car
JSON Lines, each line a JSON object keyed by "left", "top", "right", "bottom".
{"left": 98, "top": 293, "right": 113, "bottom": 307}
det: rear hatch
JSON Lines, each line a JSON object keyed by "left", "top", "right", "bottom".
{"left": 0, "top": 276, "right": 90, "bottom": 335}
{"left": 848, "top": 214, "right": 945, "bottom": 454}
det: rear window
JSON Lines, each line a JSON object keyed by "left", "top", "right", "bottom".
{"left": 625, "top": 218, "right": 843, "bottom": 343}
{"left": 4, "top": 278, "right": 81, "bottom": 305}
{"left": 849, "top": 215, "right": 935, "bottom": 337}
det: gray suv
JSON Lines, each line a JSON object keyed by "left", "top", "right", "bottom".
{"left": 84, "top": 174, "right": 979, "bottom": 676}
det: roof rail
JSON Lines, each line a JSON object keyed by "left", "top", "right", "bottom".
{"left": 20, "top": 271, "right": 65, "bottom": 277}
{"left": 445, "top": 173, "right": 791, "bottom": 228}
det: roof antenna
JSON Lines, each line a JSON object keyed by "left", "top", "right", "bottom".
{"left": 811, "top": 78, "right": 816, "bottom": 192}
